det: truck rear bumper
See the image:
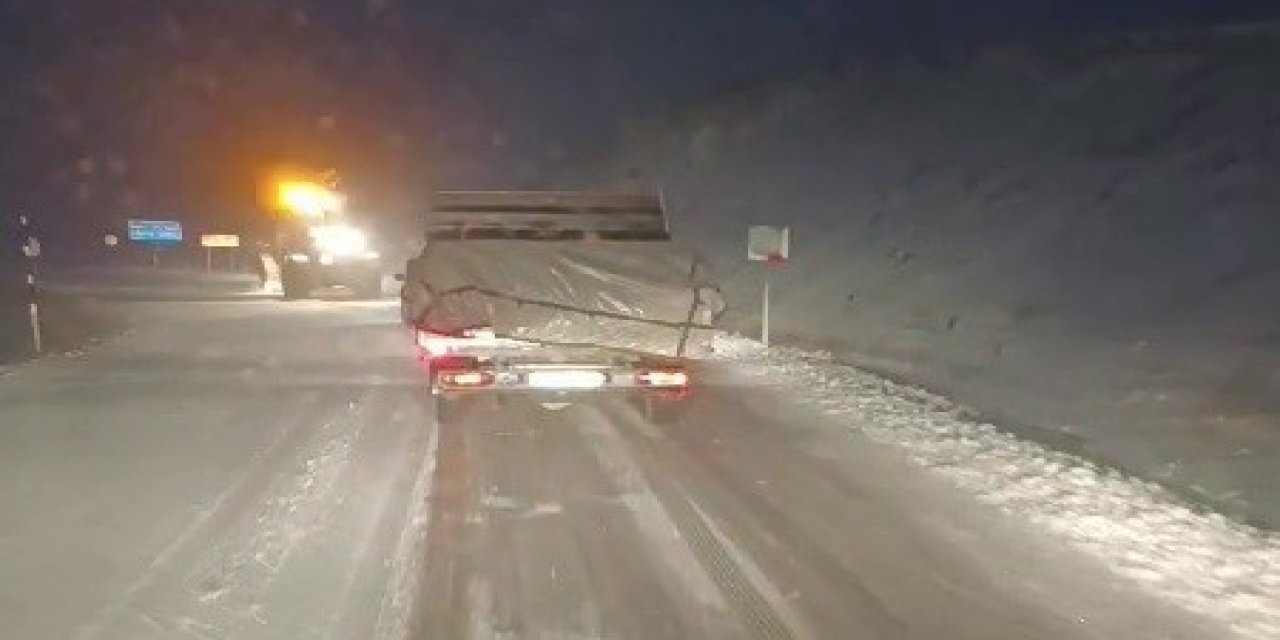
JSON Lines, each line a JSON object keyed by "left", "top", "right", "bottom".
{"left": 433, "top": 382, "right": 689, "bottom": 425}
{"left": 428, "top": 364, "right": 689, "bottom": 394}
{"left": 413, "top": 329, "right": 691, "bottom": 408}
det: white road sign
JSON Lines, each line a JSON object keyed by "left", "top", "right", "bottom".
{"left": 200, "top": 234, "right": 241, "bottom": 248}
{"left": 747, "top": 225, "right": 790, "bottom": 262}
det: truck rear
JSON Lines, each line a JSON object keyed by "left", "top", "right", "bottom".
{"left": 400, "top": 191, "right": 723, "bottom": 421}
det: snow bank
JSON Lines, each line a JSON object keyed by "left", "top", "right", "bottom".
{"left": 715, "top": 334, "right": 1280, "bottom": 639}
{"left": 578, "top": 28, "right": 1280, "bottom": 527}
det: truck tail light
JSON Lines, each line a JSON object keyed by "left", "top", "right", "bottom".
{"left": 636, "top": 370, "right": 689, "bottom": 388}
{"left": 438, "top": 370, "right": 495, "bottom": 388}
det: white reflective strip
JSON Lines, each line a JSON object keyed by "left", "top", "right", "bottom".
{"left": 527, "top": 370, "right": 607, "bottom": 389}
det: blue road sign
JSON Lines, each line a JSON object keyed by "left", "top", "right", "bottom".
{"left": 127, "top": 220, "right": 183, "bottom": 246}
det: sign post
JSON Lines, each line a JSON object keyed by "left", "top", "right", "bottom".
{"left": 747, "top": 225, "right": 791, "bottom": 347}
{"left": 199, "top": 234, "right": 241, "bottom": 273}
{"left": 763, "top": 277, "right": 771, "bottom": 347}
{"left": 16, "top": 214, "right": 42, "bottom": 354}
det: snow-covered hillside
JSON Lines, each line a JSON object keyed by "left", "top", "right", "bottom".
{"left": 580, "top": 25, "right": 1280, "bottom": 527}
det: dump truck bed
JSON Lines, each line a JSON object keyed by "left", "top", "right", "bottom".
{"left": 404, "top": 240, "right": 720, "bottom": 357}
{"left": 402, "top": 191, "right": 723, "bottom": 359}
{"left": 404, "top": 190, "right": 719, "bottom": 417}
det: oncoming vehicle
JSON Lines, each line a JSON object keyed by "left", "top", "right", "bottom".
{"left": 399, "top": 191, "right": 724, "bottom": 422}
{"left": 269, "top": 178, "right": 383, "bottom": 300}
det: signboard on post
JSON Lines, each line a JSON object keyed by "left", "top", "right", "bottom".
{"left": 747, "top": 225, "right": 790, "bottom": 263}
{"left": 747, "top": 225, "right": 791, "bottom": 347}
{"left": 200, "top": 234, "right": 241, "bottom": 248}
{"left": 127, "top": 220, "right": 184, "bottom": 246}
{"left": 200, "top": 234, "right": 241, "bottom": 272}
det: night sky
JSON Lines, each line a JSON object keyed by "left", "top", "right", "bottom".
{"left": 1, "top": 0, "right": 1278, "bottom": 238}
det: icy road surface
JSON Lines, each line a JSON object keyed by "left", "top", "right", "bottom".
{"left": 0, "top": 290, "right": 1237, "bottom": 639}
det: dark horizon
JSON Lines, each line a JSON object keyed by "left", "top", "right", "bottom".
{"left": 1, "top": 0, "right": 1279, "bottom": 239}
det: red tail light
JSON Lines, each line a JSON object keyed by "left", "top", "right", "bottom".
{"left": 430, "top": 355, "right": 476, "bottom": 370}
{"left": 438, "top": 370, "right": 495, "bottom": 388}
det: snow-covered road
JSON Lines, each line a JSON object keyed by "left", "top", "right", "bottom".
{"left": 0, "top": 283, "right": 1244, "bottom": 639}
{"left": 0, "top": 298, "right": 436, "bottom": 640}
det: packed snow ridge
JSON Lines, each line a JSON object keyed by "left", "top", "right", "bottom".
{"left": 714, "top": 335, "right": 1280, "bottom": 640}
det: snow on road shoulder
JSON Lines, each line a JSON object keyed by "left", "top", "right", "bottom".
{"left": 713, "top": 334, "right": 1280, "bottom": 640}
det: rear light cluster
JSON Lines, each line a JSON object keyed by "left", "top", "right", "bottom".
{"left": 416, "top": 330, "right": 450, "bottom": 357}
{"left": 636, "top": 370, "right": 689, "bottom": 388}
{"left": 437, "top": 370, "right": 495, "bottom": 388}
{"left": 416, "top": 327, "right": 499, "bottom": 358}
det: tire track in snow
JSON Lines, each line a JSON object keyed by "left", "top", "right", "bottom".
{"left": 577, "top": 404, "right": 764, "bottom": 638}
{"left": 374, "top": 396, "right": 441, "bottom": 640}
{"left": 603, "top": 402, "right": 809, "bottom": 640}
{"left": 174, "top": 388, "right": 378, "bottom": 639}
{"left": 74, "top": 387, "right": 364, "bottom": 640}
{"left": 316, "top": 395, "right": 418, "bottom": 639}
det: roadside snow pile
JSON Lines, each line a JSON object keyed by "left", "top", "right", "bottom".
{"left": 715, "top": 334, "right": 1280, "bottom": 640}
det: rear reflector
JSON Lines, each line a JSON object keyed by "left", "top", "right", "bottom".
{"left": 636, "top": 370, "right": 689, "bottom": 388}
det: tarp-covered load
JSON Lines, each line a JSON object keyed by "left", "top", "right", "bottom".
{"left": 402, "top": 192, "right": 724, "bottom": 358}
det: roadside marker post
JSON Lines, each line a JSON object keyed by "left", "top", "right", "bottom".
{"left": 747, "top": 226, "right": 791, "bottom": 348}
{"left": 16, "top": 214, "right": 43, "bottom": 354}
